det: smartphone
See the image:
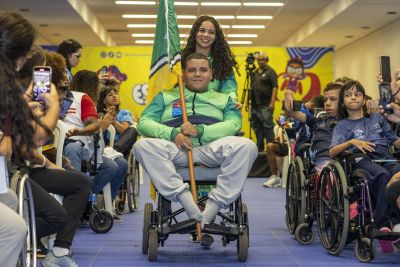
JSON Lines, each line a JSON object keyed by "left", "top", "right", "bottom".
{"left": 380, "top": 56, "right": 391, "bottom": 84}
{"left": 32, "top": 66, "right": 52, "bottom": 101}
{"left": 101, "top": 66, "right": 108, "bottom": 75}
{"left": 282, "top": 100, "right": 302, "bottom": 111}
{"left": 59, "top": 97, "right": 73, "bottom": 119}
{"left": 379, "top": 83, "right": 394, "bottom": 113}
{"left": 279, "top": 115, "right": 285, "bottom": 125}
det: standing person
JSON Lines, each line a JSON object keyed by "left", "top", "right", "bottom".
{"left": 250, "top": 53, "right": 278, "bottom": 152}
{"left": 56, "top": 39, "right": 82, "bottom": 82}
{"left": 181, "top": 15, "right": 240, "bottom": 105}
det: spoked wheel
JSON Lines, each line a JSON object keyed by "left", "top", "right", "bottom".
{"left": 148, "top": 229, "right": 158, "bottom": 261}
{"left": 89, "top": 210, "right": 113, "bottom": 234}
{"left": 295, "top": 222, "right": 315, "bottom": 245}
{"left": 237, "top": 227, "right": 249, "bottom": 262}
{"left": 317, "top": 161, "right": 349, "bottom": 256}
{"left": 142, "top": 203, "right": 153, "bottom": 254}
{"left": 127, "top": 155, "right": 140, "bottom": 212}
{"left": 355, "top": 238, "right": 375, "bottom": 263}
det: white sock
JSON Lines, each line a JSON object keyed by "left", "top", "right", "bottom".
{"left": 52, "top": 246, "right": 69, "bottom": 257}
{"left": 176, "top": 190, "right": 202, "bottom": 221}
{"left": 202, "top": 199, "right": 221, "bottom": 228}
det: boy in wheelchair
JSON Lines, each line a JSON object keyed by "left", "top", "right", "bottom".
{"left": 133, "top": 53, "right": 258, "bottom": 247}
{"left": 329, "top": 80, "right": 400, "bottom": 252}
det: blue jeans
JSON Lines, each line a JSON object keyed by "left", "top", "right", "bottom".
{"left": 92, "top": 157, "right": 127, "bottom": 200}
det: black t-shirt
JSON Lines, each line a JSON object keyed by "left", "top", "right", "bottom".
{"left": 251, "top": 66, "right": 278, "bottom": 106}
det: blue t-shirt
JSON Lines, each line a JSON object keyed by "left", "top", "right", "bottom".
{"left": 306, "top": 114, "right": 337, "bottom": 165}
{"left": 330, "top": 113, "right": 398, "bottom": 159}
{"left": 294, "top": 105, "right": 313, "bottom": 156}
{"left": 106, "top": 109, "right": 133, "bottom": 142}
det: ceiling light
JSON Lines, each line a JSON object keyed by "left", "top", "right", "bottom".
{"left": 127, "top": 24, "right": 156, "bottom": 28}
{"left": 174, "top": 1, "right": 198, "bottom": 5}
{"left": 232, "top": 25, "right": 265, "bottom": 29}
{"left": 131, "top": 33, "right": 189, "bottom": 38}
{"left": 227, "top": 34, "right": 258, "bottom": 38}
{"left": 135, "top": 40, "right": 154, "bottom": 44}
{"left": 236, "top": 15, "right": 273, "bottom": 19}
{"left": 123, "top": 14, "right": 157, "bottom": 18}
{"left": 243, "top": 2, "right": 284, "bottom": 6}
{"left": 201, "top": 2, "right": 241, "bottom": 6}
{"left": 116, "top": 1, "right": 155, "bottom": 5}
{"left": 212, "top": 15, "right": 235, "bottom": 19}
{"left": 179, "top": 24, "right": 230, "bottom": 29}
{"left": 177, "top": 15, "right": 196, "bottom": 19}
{"left": 227, "top": 41, "right": 253, "bottom": 45}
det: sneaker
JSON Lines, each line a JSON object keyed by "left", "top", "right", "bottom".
{"left": 36, "top": 240, "right": 48, "bottom": 258}
{"left": 112, "top": 213, "right": 123, "bottom": 224}
{"left": 42, "top": 251, "right": 78, "bottom": 267}
{"left": 189, "top": 233, "right": 200, "bottom": 243}
{"left": 263, "top": 176, "right": 282, "bottom": 188}
{"left": 378, "top": 227, "right": 394, "bottom": 253}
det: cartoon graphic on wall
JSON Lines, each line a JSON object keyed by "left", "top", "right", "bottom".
{"left": 132, "top": 83, "right": 148, "bottom": 105}
{"left": 96, "top": 65, "right": 128, "bottom": 83}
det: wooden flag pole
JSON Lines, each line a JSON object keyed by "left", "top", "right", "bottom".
{"left": 177, "top": 74, "right": 202, "bottom": 240}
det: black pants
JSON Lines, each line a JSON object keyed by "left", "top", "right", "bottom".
{"left": 113, "top": 127, "right": 138, "bottom": 157}
{"left": 251, "top": 105, "right": 275, "bottom": 151}
{"left": 30, "top": 168, "right": 91, "bottom": 249}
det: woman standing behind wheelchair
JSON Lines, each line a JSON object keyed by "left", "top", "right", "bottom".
{"left": 329, "top": 80, "right": 400, "bottom": 253}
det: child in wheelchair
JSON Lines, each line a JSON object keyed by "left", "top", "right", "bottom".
{"left": 329, "top": 80, "right": 400, "bottom": 253}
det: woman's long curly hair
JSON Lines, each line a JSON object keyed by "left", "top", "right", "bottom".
{"left": 181, "top": 15, "right": 239, "bottom": 81}
{"left": 97, "top": 86, "right": 119, "bottom": 114}
{"left": 69, "top": 70, "right": 100, "bottom": 102}
{"left": 0, "top": 12, "right": 49, "bottom": 160}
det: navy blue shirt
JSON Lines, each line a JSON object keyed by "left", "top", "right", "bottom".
{"left": 330, "top": 113, "right": 398, "bottom": 159}
{"left": 294, "top": 105, "right": 313, "bottom": 156}
{"left": 306, "top": 114, "right": 337, "bottom": 165}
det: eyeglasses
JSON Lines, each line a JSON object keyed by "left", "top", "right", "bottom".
{"left": 73, "top": 53, "right": 81, "bottom": 59}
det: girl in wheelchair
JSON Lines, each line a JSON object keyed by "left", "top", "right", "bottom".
{"left": 329, "top": 80, "right": 400, "bottom": 253}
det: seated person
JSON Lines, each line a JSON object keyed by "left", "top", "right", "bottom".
{"left": 133, "top": 53, "right": 258, "bottom": 240}
{"left": 97, "top": 86, "right": 137, "bottom": 157}
{"left": 62, "top": 70, "right": 127, "bottom": 209}
{"left": 330, "top": 80, "right": 400, "bottom": 252}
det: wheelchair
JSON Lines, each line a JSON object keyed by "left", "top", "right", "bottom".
{"left": 142, "top": 166, "right": 249, "bottom": 262}
{"left": 10, "top": 168, "right": 37, "bottom": 267}
{"left": 317, "top": 152, "right": 400, "bottom": 262}
{"left": 285, "top": 143, "right": 318, "bottom": 245}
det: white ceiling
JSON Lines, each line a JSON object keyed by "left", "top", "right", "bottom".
{"left": 1, "top": 0, "right": 400, "bottom": 49}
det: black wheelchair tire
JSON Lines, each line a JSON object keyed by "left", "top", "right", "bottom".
{"left": 148, "top": 228, "right": 158, "bottom": 261}
{"left": 142, "top": 203, "right": 153, "bottom": 254}
{"left": 295, "top": 222, "right": 315, "bottom": 245}
{"left": 89, "top": 210, "right": 113, "bottom": 234}
{"left": 237, "top": 227, "right": 249, "bottom": 262}
{"left": 355, "top": 237, "right": 375, "bottom": 263}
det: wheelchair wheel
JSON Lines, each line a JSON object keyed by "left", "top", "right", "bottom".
{"left": 127, "top": 155, "right": 140, "bottom": 212}
{"left": 89, "top": 210, "right": 113, "bottom": 234}
{"left": 142, "top": 203, "right": 153, "bottom": 254}
{"left": 237, "top": 227, "right": 249, "bottom": 262}
{"left": 295, "top": 222, "right": 315, "bottom": 245}
{"left": 148, "top": 228, "right": 158, "bottom": 261}
{"left": 11, "top": 171, "right": 37, "bottom": 267}
{"left": 317, "top": 161, "right": 349, "bottom": 256}
{"left": 355, "top": 238, "right": 375, "bottom": 263}
{"left": 115, "top": 183, "right": 127, "bottom": 215}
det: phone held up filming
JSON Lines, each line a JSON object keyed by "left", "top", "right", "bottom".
{"left": 379, "top": 56, "right": 393, "bottom": 114}
{"left": 32, "top": 66, "right": 52, "bottom": 102}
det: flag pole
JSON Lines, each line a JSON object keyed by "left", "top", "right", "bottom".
{"left": 177, "top": 74, "right": 202, "bottom": 240}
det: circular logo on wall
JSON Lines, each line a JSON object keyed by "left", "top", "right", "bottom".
{"left": 100, "top": 51, "right": 107, "bottom": 58}
{"left": 108, "top": 52, "right": 114, "bottom": 58}
{"left": 132, "top": 83, "right": 148, "bottom": 105}
{"left": 116, "top": 51, "right": 122, "bottom": 58}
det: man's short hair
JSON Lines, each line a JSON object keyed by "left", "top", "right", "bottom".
{"left": 323, "top": 82, "right": 342, "bottom": 93}
{"left": 309, "top": 95, "right": 325, "bottom": 108}
{"left": 182, "top": 52, "right": 210, "bottom": 69}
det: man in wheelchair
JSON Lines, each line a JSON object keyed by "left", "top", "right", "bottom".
{"left": 133, "top": 53, "right": 258, "bottom": 244}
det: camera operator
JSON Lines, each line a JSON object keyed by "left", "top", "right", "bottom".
{"left": 250, "top": 52, "right": 278, "bottom": 152}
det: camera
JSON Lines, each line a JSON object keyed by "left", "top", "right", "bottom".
{"left": 246, "top": 53, "right": 255, "bottom": 65}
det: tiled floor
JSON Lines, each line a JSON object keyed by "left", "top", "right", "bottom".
{"left": 71, "top": 178, "right": 400, "bottom": 266}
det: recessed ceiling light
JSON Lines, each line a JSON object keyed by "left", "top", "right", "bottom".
{"left": 387, "top": 11, "right": 397, "bottom": 15}
{"left": 178, "top": 24, "right": 230, "bottom": 29}
{"left": 236, "top": 15, "right": 273, "bottom": 19}
{"left": 227, "top": 41, "right": 253, "bottom": 45}
{"left": 232, "top": 25, "right": 265, "bottom": 29}
{"left": 116, "top": 1, "right": 155, "bottom": 4}
{"left": 131, "top": 33, "right": 189, "bottom": 38}
{"left": 201, "top": 2, "right": 241, "bottom": 6}
{"left": 227, "top": 34, "right": 258, "bottom": 38}
{"left": 174, "top": 1, "right": 198, "bottom": 5}
{"left": 345, "top": 35, "right": 354, "bottom": 38}
{"left": 135, "top": 40, "right": 154, "bottom": 44}
{"left": 212, "top": 15, "right": 235, "bottom": 19}
{"left": 127, "top": 24, "right": 156, "bottom": 28}
{"left": 243, "top": 2, "right": 284, "bottom": 6}
{"left": 123, "top": 14, "right": 157, "bottom": 18}
{"left": 177, "top": 15, "right": 196, "bottom": 19}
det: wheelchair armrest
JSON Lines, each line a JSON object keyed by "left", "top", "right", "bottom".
{"left": 298, "top": 143, "right": 311, "bottom": 154}
{"left": 336, "top": 150, "right": 365, "bottom": 163}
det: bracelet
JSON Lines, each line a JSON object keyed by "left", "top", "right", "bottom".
{"left": 33, "top": 154, "right": 46, "bottom": 168}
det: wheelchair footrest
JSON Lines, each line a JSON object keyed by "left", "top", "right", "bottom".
{"left": 203, "top": 223, "right": 238, "bottom": 236}
{"left": 163, "top": 219, "right": 197, "bottom": 235}
{"left": 372, "top": 229, "right": 400, "bottom": 241}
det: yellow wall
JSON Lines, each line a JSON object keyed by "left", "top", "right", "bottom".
{"left": 75, "top": 46, "right": 333, "bottom": 142}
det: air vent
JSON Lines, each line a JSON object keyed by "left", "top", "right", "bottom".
{"left": 107, "top": 29, "right": 129, "bottom": 33}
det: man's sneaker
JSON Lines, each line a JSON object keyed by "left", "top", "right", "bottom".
{"left": 41, "top": 250, "right": 78, "bottom": 267}
{"left": 263, "top": 176, "right": 281, "bottom": 188}
{"left": 378, "top": 227, "right": 394, "bottom": 253}
{"left": 36, "top": 240, "right": 49, "bottom": 258}
{"left": 112, "top": 213, "right": 123, "bottom": 224}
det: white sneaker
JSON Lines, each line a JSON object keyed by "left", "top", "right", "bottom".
{"left": 263, "top": 176, "right": 282, "bottom": 188}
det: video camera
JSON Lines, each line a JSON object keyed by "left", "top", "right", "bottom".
{"left": 246, "top": 53, "right": 256, "bottom": 65}
{"left": 245, "top": 51, "right": 259, "bottom": 72}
